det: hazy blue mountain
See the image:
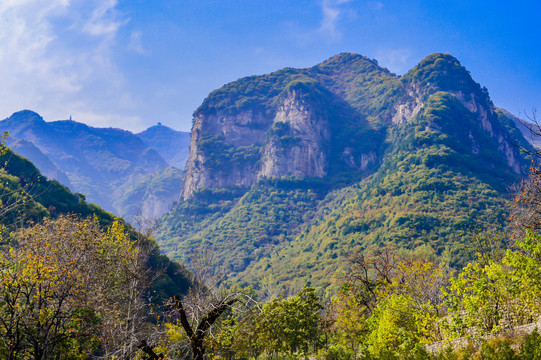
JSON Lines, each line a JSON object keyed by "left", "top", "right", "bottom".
{"left": 0, "top": 111, "right": 181, "bottom": 221}
{"left": 501, "top": 109, "right": 541, "bottom": 149}
{"left": 137, "top": 124, "right": 191, "bottom": 169}
{"left": 6, "top": 137, "right": 72, "bottom": 188}
{"left": 114, "top": 166, "right": 183, "bottom": 222}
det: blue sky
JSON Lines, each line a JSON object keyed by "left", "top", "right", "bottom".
{"left": 1, "top": 0, "right": 540, "bottom": 132}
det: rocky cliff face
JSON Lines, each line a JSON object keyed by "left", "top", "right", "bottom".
{"left": 259, "top": 90, "right": 330, "bottom": 179}
{"left": 394, "top": 54, "right": 524, "bottom": 174}
{"left": 181, "top": 111, "right": 265, "bottom": 199}
{"left": 180, "top": 53, "right": 527, "bottom": 200}
{"left": 181, "top": 87, "right": 332, "bottom": 200}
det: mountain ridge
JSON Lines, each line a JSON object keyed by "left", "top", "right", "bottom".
{"left": 180, "top": 53, "right": 523, "bottom": 200}
{"left": 157, "top": 52, "right": 532, "bottom": 293}
{"left": 0, "top": 111, "right": 190, "bottom": 222}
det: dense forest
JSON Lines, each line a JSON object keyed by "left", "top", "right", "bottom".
{"left": 2, "top": 123, "right": 541, "bottom": 359}
{"left": 2, "top": 53, "right": 541, "bottom": 359}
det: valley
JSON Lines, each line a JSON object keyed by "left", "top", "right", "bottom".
{"left": 2, "top": 51, "right": 541, "bottom": 359}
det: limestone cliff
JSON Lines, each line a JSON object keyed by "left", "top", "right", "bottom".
{"left": 181, "top": 110, "right": 266, "bottom": 199}
{"left": 395, "top": 53, "right": 524, "bottom": 173}
{"left": 181, "top": 86, "right": 332, "bottom": 199}
{"left": 180, "top": 53, "right": 528, "bottom": 201}
{"left": 259, "top": 89, "right": 330, "bottom": 179}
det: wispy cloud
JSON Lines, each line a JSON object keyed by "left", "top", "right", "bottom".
{"left": 129, "top": 31, "right": 146, "bottom": 55}
{"left": 318, "top": 0, "right": 353, "bottom": 41}
{"left": 368, "top": 1, "right": 384, "bottom": 11}
{"left": 0, "top": 0, "right": 144, "bottom": 129}
{"left": 82, "top": 0, "right": 125, "bottom": 37}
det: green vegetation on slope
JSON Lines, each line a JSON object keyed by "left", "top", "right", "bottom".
{"left": 0, "top": 147, "right": 192, "bottom": 301}
{"left": 177, "top": 178, "right": 328, "bottom": 273}
{"left": 114, "top": 166, "right": 183, "bottom": 220}
{"left": 156, "top": 53, "right": 530, "bottom": 296}
{"left": 160, "top": 90, "right": 528, "bottom": 295}
{"left": 239, "top": 92, "right": 522, "bottom": 292}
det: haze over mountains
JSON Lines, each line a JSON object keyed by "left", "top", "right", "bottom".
{"left": 0, "top": 110, "right": 190, "bottom": 221}
{"left": 1, "top": 52, "right": 536, "bottom": 295}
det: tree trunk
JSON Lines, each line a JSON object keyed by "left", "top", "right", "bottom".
{"left": 191, "top": 337, "right": 205, "bottom": 360}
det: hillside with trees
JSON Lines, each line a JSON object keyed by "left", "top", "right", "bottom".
{"left": 156, "top": 53, "right": 532, "bottom": 295}
{"left": 0, "top": 135, "right": 194, "bottom": 358}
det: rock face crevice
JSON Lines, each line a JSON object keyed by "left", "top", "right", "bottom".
{"left": 448, "top": 90, "right": 522, "bottom": 173}
{"left": 392, "top": 85, "right": 425, "bottom": 124}
{"left": 259, "top": 90, "right": 330, "bottom": 179}
{"left": 181, "top": 89, "right": 333, "bottom": 200}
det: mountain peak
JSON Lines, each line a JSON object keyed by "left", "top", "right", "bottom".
{"left": 321, "top": 52, "right": 377, "bottom": 64}
{"left": 317, "top": 52, "right": 386, "bottom": 73}
{"left": 417, "top": 52, "right": 460, "bottom": 67}
{"left": 8, "top": 110, "right": 45, "bottom": 124}
{"left": 138, "top": 124, "right": 178, "bottom": 137}
{"left": 402, "top": 52, "right": 481, "bottom": 94}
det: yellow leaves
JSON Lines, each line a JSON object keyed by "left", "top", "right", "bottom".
{"left": 0, "top": 214, "right": 150, "bottom": 358}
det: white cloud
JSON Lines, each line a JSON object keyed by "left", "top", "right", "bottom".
{"left": 0, "top": 0, "right": 141, "bottom": 129}
{"left": 82, "top": 0, "right": 124, "bottom": 37}
{"left": 318, "top": 0, "right": 353, "bottom": 41}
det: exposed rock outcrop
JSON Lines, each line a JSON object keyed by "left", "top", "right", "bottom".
{"left": 259, "top": 90, "right": 330, "bottom": 179}
{"left": 181, "top": 111, "right": 267, "bottom": 199}
{"left": 180, "top": 52, "right": 528, "bottom": 200}
{"left": 181, "top": 88, "right": 333, "bottom": 200}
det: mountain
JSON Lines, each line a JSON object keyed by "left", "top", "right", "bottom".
{"left": 156, "top": 53, "right": 532, "bottom": 294}
{"left": 6, "top": 137, "right": 72, "bottom": 187}
{"left": 137, "top": 124, "right": 191, "bottom": 169}
{"left": 114, "top": 166, "right": 183, "bottom": 221}
{"left": 0, "top": 111, "right": 186, "bottom": 221}
{"left": 503, "top": 109, "right": 541, "bottom": 149}
{"left": 0, "top": 146, "right": 193, "bottom": 299}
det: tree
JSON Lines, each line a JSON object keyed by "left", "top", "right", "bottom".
{"left": 255, "top": 286, "right": 324, "bottom": 356}
{"left": 0, "top": 132, "right": 50, "bottom": 237}
{"left": 367, "top": 293, "right": 427, "bottom": 359}
{"left": 510, "top": 162, "right": 541, "bottom": 238}
{"left": 502, "top": 230, "right": 541, "bottom": 321}
{"left": 344, "top": 247, "right": 402, "bottom": 312}
{"left": 172, "top": 292, "right": 238, "bottom": 360}
{"left": 157, "top": 245, "right": 257, "bottom": 360}
{"left": 0, "top": 215, "right": 150, "bottom": 359}
{"left": 328, "top": 284, "right": 367, "bottom": 355}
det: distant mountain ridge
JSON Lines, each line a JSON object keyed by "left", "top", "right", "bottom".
{"left": 0, "top": 110, "right": 190, "bottom": 221}
{"left": 137, "top": 124, "right": 191, "bottom": 169}
{"left": 0, "top": 138, "right": 193, "bottom": 301}
{"left": 156, "top": 53, "right": 533, "bottom": 294}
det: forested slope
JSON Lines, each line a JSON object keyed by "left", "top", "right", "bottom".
{"left": 156, "top": 53, "right": 531, "bottom": 294}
